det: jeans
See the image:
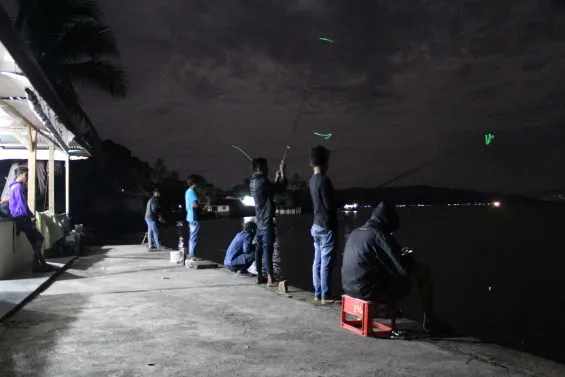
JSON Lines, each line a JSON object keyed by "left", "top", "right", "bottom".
{"left": 188, "top": 221, "right": 200, "bottom": 257}
{"left": 145, "top": 219, "right": 161, "bottom": 248}
{"left": 311, "top": 224, "right": 335, "bottom": 299}
{"left": 227, "top": 258, "right": 254, "bottom": 273}
{"left": 255, "top": 225, "right": 275, "bottom": 277}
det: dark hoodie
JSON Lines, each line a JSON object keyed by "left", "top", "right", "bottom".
{"left": 249, "top": 174, "right": 287, "bottom": 228}
{"left": 341, "top": 201, "right": 409, "bottom": 301}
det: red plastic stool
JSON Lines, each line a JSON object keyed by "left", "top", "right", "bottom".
{"left": 340, "top": 295, "right": 397, "bottom": 337}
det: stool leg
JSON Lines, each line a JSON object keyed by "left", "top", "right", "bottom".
{"left": 141, "top": 233, "right": 147, "bottom": 245}
{"left": 363, "top": 302, "right": 373, "bottom": 336}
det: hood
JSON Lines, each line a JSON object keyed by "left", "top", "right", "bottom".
{"left": 367, "top": 201, "right": 399, "bottom": 233}
{"left": 9, "top": 180, "right": 22, "bottom": 189}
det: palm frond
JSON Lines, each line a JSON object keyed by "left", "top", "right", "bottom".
{"left": 19, "top": 0, "right": 106, "bottom": 54}
{"left": 42, "top": 20, "right": 120, "bottom": 63}
{"left": 58, "top": 60, "right": 128, "bottom": 98}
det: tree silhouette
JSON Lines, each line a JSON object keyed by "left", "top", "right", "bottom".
{"left": 14, "top": 0, "right": 127, "bottom": 144}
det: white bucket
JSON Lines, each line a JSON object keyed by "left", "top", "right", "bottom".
{"left": 170, "top": 250, "right": 181, "bottom": 263}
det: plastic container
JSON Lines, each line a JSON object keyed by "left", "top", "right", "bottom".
{"left": 170, "top": 250, "right": 181, "bottom": 263}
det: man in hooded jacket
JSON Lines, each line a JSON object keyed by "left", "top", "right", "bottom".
{"left": 341, "top": 201, "right": 435, "bottom": 331}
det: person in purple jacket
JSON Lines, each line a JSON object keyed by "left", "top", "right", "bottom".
{"left": 9, "top": 166, "right": 50, "bottom": 272}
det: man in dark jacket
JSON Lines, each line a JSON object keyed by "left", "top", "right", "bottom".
{"left": 145, "top": 188, "right": 163, "bottom": 251}
{"left": 224, "top": 221, "right": 257, "bottom": 277}
{"left": 249, "top": 157, "right": 287, "bottom": 286}
{"left": 341, "top": 201, "right": 435, "bottom": 331}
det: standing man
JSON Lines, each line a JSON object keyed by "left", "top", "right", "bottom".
{"left": 9, "top": 166, "right": 50, "bottom": 272}
{"left": 145, "top": 188, "right": 163, "bottom": 251}
{"left": 250, "top": 157, "right": 287, "bottom": 286}
{"left": 309, "top": 146, "right": 337, "bottom": 304}
{"left": 184, "top": 175, "right": 201, "bottom": 264}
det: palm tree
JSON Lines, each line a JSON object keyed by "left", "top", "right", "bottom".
{"left": 14, "top": 0, "right": 127, "bottom": 144}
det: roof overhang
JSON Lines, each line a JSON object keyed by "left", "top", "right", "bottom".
{"left": 0, "top": 5, "right": 92, "bottom": 160}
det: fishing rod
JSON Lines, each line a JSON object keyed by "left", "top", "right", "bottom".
{"left": 274, "top": 158, "right": 437, "bottom": 237}
{"left": 281, "top": 36, "right": 335, "bottom": 164}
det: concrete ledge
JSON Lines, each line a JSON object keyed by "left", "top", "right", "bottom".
{"left": 0, "top": 256, "right": 77, "bottom": 321}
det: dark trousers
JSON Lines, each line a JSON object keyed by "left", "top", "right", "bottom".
{"left": 255, "top": 225, "right": 275, "bottom": 277}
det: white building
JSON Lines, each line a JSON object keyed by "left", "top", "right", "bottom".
{"left": 0, "top": 7, "right": 91, "bottom": 278}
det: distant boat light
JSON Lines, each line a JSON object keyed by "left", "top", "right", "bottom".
{"left": 344, "top": 203, "right": 358, "bottom": 210}
{"left": 493, "top": 201, "right": 501, "bottom": 208}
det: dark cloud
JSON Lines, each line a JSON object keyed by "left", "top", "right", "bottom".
{"left": 66, "top": 0, "right": 565, "bottom": 194}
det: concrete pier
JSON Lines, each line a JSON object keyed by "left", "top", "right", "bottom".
{"left": 0, "top": 245, "right": 563, "bottom": 377}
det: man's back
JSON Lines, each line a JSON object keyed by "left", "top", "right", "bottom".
{"left": 250, "top": 175, "right": 277, "bottom": 227}
{"left": 145, "top": 196, "right": 159, "bottom": 220}
{"left": 341, "top": 203, "right": 408, "bottom": 301}
{"left": 309, "top": 173, "right": 336, "bottom": 230}
{"left": 224, "top": 231, "right": 251, "bottom": 266}
{"left": 185, "top": 188, "right": 198, "bottom": 222}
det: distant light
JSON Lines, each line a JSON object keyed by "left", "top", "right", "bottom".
{"left": 493, "top": 201, "right": 501, "bottom": 208}
{"left": 121, "top": 188, "right": 124, "bottom": 192}
{"left": 241, "top": 195, "right": 255, "bottom": 207}
{"left": 344, "top": 203, "right": 358, "bottom": 210}
{"left": 178, "top": 204, "right": 182, "bottom": 208}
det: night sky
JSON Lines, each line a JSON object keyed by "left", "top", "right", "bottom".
{"left": 19, "top": 1, "right": 565, "bottom": 194}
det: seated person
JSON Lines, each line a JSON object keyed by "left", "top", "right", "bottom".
{"left": 224, "top": 222, "right": 257, "bottom": 277}
{"left": 341, "top": 201, "right": 436, "bottom": 331}
{"left": 9, "top": 166, "right": 51, "bottom": 273}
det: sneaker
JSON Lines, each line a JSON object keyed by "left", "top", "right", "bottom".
{"left": 148, "top": 247, "right": 157, "bottom": 252}
{"left": 234, "top": 271, "right": 252, "bottom": 278}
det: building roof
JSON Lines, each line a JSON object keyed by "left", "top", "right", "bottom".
{"left": 0, "top": 5, "right": 91, "bottom": 159}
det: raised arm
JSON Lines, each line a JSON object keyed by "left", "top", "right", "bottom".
{"left": 271, "top": 161, "right": 288, "bottom": 194}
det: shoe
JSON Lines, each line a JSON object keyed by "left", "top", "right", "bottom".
{"left": 234, "top": 271, "right": 252, "bottom": 278}
{"left": 321, "top": 299, "right": 337, "bottom": 305}
{"left": 314, "top": 297, "right": 321, "bottom": 302}
{"left": 148, "top": 247, "right": 157, "bottom": 251}
{"left": 256, "top": 276, "right": 267, "bottom": 284}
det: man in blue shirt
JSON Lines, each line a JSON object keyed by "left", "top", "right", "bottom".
{"left": 224, "top": 222, "right": 257, "bottom": 277}
{"left": 184, "top": 175, "right": 201, "bottom": 263}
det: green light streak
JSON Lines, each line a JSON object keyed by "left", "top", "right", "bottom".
{"left": 485, "top": 133, "right": 495, "bottom": 145}
{"left": 319, "top": 37, "right": 334, "bottom": 43}
{"left": 232, "top": 145, "right": 253, "bottom": 161}
{"left": 313, "top": 132, "right": 332, "bottom": 140}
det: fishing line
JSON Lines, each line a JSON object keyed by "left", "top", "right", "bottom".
{"left": 281, "top": 36, "right": 335, "bottom": 163}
